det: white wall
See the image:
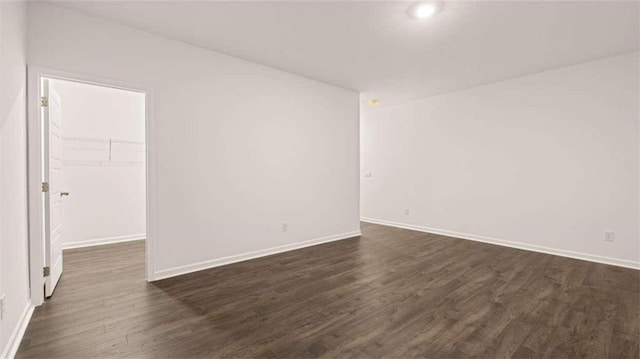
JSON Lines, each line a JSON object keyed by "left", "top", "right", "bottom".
{"left": 362, "top": 52, "right": 640, "bottom": 268}
{"left": 0, "top": 1, "right": 32, "bottom": 357}
{"left": 50, "top": 79, "right": 146, "bottom": 248}
{"left": 28, "top": 3, "right": 360, "bottom": 278}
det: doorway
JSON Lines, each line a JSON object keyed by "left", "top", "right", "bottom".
{"left": 27, "top": 68, "right": 156, "bottom": 306}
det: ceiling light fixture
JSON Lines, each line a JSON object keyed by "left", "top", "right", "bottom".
{"left": 408, "top": 1, "right": 444, "bottom": 20}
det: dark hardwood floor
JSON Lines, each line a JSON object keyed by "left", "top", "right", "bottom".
{"left": 17, "top": 222, "right": 639, "bottom": 358}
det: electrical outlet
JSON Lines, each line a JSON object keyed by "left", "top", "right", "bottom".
{"left": 604, "top": 231, "right": 615, "bottom": 242}
{"left": 282, "top": 223, "right": 289, "bottom": 232}
{"left": 0, "top": 294, "right": 5, "bottom": 320}
{"left": 404, "top": 208, "right": 410, "bottom": 216}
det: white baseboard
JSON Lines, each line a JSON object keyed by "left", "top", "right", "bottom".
{"left": 62, "top": 233, "right": 146, "bottom": 250}
{"left": 1, "top": 301, "right": 34, "bottom": 359}
{"left": 154, "top": 230, "right": 362, "bottom": 280}
{"left": 361, "top": 217, "right": 640, "bottom": 270}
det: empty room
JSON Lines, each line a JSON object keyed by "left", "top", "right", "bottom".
{"left": 0, "top": 1, "right": 638, "bottom": 359}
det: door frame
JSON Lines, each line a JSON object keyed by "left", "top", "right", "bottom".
{"left": 27, "top": 66, "right": 158, "bottom": 306}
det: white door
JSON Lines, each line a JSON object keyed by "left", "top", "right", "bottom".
{"left": 42, "top": 79, "right": 65, "bottom": 297}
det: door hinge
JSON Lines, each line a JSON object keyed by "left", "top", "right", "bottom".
{"left": 41, "top": 96, "right": 49, "bottom": 107}
{"left": 42, "top": 182, "right": 49, "bottom": 193}
{"left": 43, "top": 267, "right": 50, "bottom": 277}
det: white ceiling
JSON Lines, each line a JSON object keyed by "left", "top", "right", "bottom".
{"left": 52, "top": 1, "right": 639, "bottom": 107}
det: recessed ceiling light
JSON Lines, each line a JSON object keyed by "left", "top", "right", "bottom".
{"left": 408, "top": 1, "right": 444, "bottom": 20}
{"left": 369, "top": 99, "right": 379, "bottom": 106}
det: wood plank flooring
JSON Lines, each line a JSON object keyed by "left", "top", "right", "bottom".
{"left": 17, "top": 222, "right": 639, "bottom": 358}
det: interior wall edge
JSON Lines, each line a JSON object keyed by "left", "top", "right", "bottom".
{"left": 0, "top": 301, "right": 33, "bottom": 359}
{"left": 360, "top": 217, "right": 640, "bottom": 270}
{"left": 41, "top": 2, "right": 360, "bottom": 97}
{"left": 366, "top": 50, "right": 640, "bottom": 111}
{"left": 154, "top": 230, "right": 362, "bottom": 281}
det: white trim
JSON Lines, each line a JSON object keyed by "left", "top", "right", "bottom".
{"left": 154, "top": 230, "right": 362, "bottom": 280}
{"left": 361, "top": 217, "right": 640, "bottom": 270}
{"left": 62, "top": 234, "right": 145, "bottom": 250}
{"left": 27, "top": 67, "right": 45, "bottom": 307}
{"left": 27, "top": 66, "right": 156, "bottom": 305}
{"left": 144, "top": 88, "right": 157, "bottom": 282}
{"left": 0, "top": 302, "right": 34, "bottom": 359}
